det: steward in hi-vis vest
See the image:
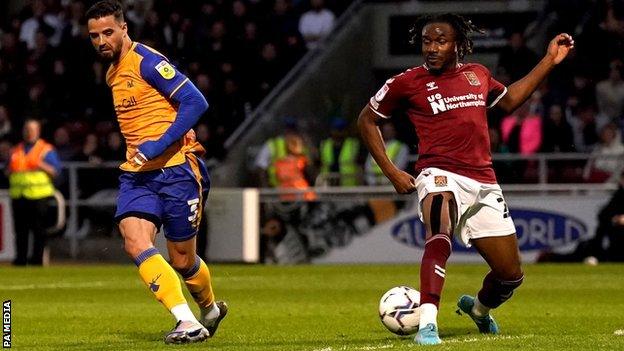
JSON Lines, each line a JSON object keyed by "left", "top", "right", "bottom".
{"left": 7, "top": 119, "right": 61, "bottom": 266}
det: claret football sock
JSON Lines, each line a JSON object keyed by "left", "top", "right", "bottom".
{"left": 135, "top": 247, "right": 189, "bottom": 317}
{"left": 178, "top": 254, "right": 215, "bottom": 309}
{"left": 477, "top": 271, "right": 524, "bottom": 309}
{"left": 419, "top": 234, "right": 452, "bottom": 307}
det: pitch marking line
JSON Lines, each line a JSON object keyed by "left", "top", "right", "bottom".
{"left": 312, "top": 344, "right": 394, "bottom": 351}
{"left": 444, "top": 334, "right": 534, "bottom": 344}
{"left": 1, "top": 281, "right": 111, "bottom": 290}
{"left": 614, "top": 329, "right": 624, "bottom": 336}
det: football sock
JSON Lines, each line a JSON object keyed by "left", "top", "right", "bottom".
{"left": 135, "top": 247, "right": 190, "bottom": 318}
{"left": 177, "top": 254, "right": 215, "bottom": 309}
{"left": 419, "top": 303, "right": 438, "bottom": 329}
{"left": 477, "top": 271, "right": 524, "bottom": 309}
{"left": 419, "top": 234, "right": 452, "bottom": 307}
{"left": 203, "top": 302, "right": 220, "bottom": 320}
{"left": 170, "top": 304, "right": 199, "bottom": 323}
{"left": 471, "top": 295, "right": 490, "bottom": 317}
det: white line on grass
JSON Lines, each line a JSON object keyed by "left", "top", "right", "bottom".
{"left": 1, "top": 281, "right": 111, "bottom": 290}
{"left": 311, "top": 344, "right": 394, "bottom": 351}
{"left": 444, "top": 334, "right": 534, "bottom": 344}
{"left": 614, "top": 329, "right": 624, "bottom": 336}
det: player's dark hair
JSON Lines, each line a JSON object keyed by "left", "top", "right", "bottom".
{"left": 85, "top": 0, "right": 125, "bottom": 22}
{"left": 409, "top": 13, "right": 483, "bottom": 59}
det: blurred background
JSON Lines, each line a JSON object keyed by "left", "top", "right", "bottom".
{"left": 0, "top": 0, "right": 623, "bottom": 266}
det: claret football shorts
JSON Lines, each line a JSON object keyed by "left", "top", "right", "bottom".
{"left": 114, "top": 155, "right": 210, "bottom": 242}
{"left": 414, "top": 167, "right": 516, "bottom": 246}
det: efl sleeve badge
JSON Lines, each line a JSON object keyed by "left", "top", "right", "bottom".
{"left": 155, "top": 60, "right": 176, "bottom": 80}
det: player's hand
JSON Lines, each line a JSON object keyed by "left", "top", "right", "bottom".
{"left": 388, "top": 169, "right": 417, "bottom": 194}
{"left": 129, "top": 150, "right": 148, "bottom": 167}
{"left": 546, "top": 33, "right": 574, "bottom": 65}
{"left": 137, "top": 140, "right": 167, "bottom": 161}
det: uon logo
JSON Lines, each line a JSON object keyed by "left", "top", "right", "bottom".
{"left": 390, "top": 209, "right": 589, "bottom": 252}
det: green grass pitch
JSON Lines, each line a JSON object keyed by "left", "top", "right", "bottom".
{"left": 1, "top": 263, "right": 623, "bottom": 350}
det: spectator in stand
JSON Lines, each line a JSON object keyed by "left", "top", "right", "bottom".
{"left": 75, "top": 133, "right": 102, "bottom": 164}
{"left": 501, "top": 98, "right": 543, "bottom": 155}
{"left": 298, "top": 0, "right": 336, "bottom": 50}
{"left": 569, "top": 104, "right": 601, "bottom": 152}
{"left": 19, "top": 0, "right": 62, "bottom": 50}
{"left": 595, "top": 59, "right": 624, "bottom": 121}
{"left": 267, "top": 0, "right": 300, "bottom": 39}
{"left": 497, "top": 31, "right": 540, "bottom": 83}
{"left": 139, "top": 10, "right": 166, "bottom": 49}
{"left": 364, "top": 122, "right": 408, "bottom": 186}
{"left": 254, "top": 117, "right": 310, "bottom": 188}
{"left": 100, "top": 131, "right": 125, "bottom": 161}
{"left": 251, "top": 42, "right": 285, "bottom": 104}
{"left": 541, "top": 104, "right": 576, "bottom": 152}
{"left": 0, "top": 105, "right": 13, "bottom": 140}
{"left": 319, "top": 117, "right": 362, "bottom": 186}
{"left": 584, "top": 122, "right": 624, "bottom": 183}
{"left": 501, "top": 97, "right": 543, "bottom": 181}
{"left": 195, "top": 123, "right": 226, "bottom": 161}
{"left": 52, "top": 126, "right": 76, "bottom": 161}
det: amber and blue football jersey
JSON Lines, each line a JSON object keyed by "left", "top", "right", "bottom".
{"left": 106, "top": 42, "right": 205, "bottom": 172}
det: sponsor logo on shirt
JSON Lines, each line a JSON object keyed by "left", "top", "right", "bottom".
{"left": 426, "top": 81, "right": 438, "bottom": 91}
{"left": 155, "top": 60, "right": 175, "bottom": 80}
{"left": 114, "top": 96, "right": 138, "bottom": 110}
{"left": 426, "top": 92, "right": 486, "bottom": 115}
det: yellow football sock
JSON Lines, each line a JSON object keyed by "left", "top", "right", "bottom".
{"left": 135, "top": 247, "right": 187, "bottom": 310}
{"left": 179, "top": 255, "right": 215, "bottom": 309}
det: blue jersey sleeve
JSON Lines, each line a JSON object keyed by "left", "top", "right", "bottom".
{"left": 135, "top": 44, "right": 209, "bottom": 160}
{"left": 137, "top": 46, "right": 189, "bottom": 99}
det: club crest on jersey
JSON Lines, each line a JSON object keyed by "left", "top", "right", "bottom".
{"left": 463, "top": 71, "right": 480, "bottom": 86}
{"left": 155, "top": 60, "right": 175, "bottom": 80}
{"left": 426, "top": 81, "right": 438, "bottom": 91}
{"left": 434, "top": 176, "right": 447, "bottom": 187}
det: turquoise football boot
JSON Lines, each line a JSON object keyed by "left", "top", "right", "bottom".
{"left": 414, "top": 323, "right": 442, "bottom": 345}
{"left": 456, "top": 295, "right": 499, "bottom": 334}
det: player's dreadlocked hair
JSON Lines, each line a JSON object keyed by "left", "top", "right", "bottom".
{"left": 409, "top": 13, "right": 483, "bottom": 60}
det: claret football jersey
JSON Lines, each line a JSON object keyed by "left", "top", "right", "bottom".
{"left": 106, "top": 42, "right": 205, "bottom": 172}
{"left": 368, "top": 63, "right": 507, "bottom": 184}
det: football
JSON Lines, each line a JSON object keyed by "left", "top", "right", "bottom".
{"left": 378, "top": 286, "right": 421, "bottom": 335}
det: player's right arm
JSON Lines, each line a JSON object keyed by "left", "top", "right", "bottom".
{"left": 358, "top": 76, "right": 416, "bottom": 194}
{"left": 497, "top": 33, "right": 574, "bottom": 113}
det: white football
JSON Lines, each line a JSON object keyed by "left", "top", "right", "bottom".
{"left": 378, "top": 286, "right": 421, "bottom": 335}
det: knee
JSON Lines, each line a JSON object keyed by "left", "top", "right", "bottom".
{"left": 169, "top": 252, "right": 195, "bottom": 272}
{"left": 494, "top": 266, "right": 524, "bottom": 283}
{"left": 123, "top": 236, "right": 152, "bottom": 259}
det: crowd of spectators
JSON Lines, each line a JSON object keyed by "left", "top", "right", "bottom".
{"left": 1, "top": 0, "right": 624, "bottom": 188}
{"left": 486, "top": 0, "right": 624, "bottom": 183}
{"left": 0, "top": 0, "right": 348, "bottom": 174}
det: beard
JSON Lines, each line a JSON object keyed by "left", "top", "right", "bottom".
{"left": 98, "top": 47, "right": 120, "bottom": 62}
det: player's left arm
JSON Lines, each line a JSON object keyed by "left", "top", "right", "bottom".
{"left": 135, "top": 57, "right": 208, "bottom": 162}
{"left": 496, "top": 33, "right": 574, "bottom": 113}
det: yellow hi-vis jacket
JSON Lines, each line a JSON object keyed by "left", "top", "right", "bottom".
{"left": 8, "top": 140, "right": 55, "bottom": 200}
{"left": 320, "top": 137, "right": 360, "bottom": 186}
